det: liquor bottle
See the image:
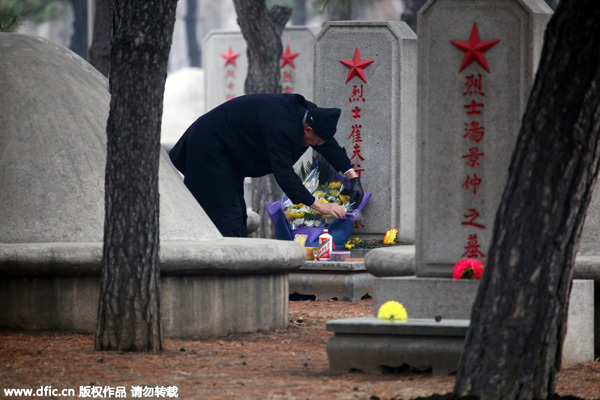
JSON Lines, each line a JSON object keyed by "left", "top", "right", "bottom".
{"left": 317, "top": 229, "right": 333, "bottom": 260}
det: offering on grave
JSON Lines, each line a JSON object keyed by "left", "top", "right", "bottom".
{"left": 377, "top": 300, "right": 408, "bottom": 322}
{"left": 265, "top": 157, "right": 371, "bottom": 249}
{"left": 452, "top": 259, "right": 485, "bottom": 280}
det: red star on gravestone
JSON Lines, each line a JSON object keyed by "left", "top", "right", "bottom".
{"left": 339, "top": 47, "right": 374, "bottom": 84}
{"left": 280, "top": 44, "right": 300, "bottom": 69}
{"left": 450, "top": 23, "right": 500, "bottom": 73}
{"left": 220, "top": 45, "right": 240, "bottom": 67}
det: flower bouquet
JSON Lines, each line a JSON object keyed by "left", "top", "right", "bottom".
{"left": 265, "top": 157, "right": 370, "bottom": 249}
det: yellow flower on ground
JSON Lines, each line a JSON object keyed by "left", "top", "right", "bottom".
{"left": 345, "top": 240, "right": 354, "bottom": 249}
{"left": 383, "top": 228, "right": 399, "bottom": 245}
{"left": 377, "top": 301, "right": 407, "bottom": 322}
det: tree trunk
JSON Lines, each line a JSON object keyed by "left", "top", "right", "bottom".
{"left": 68, "top": 0, "right": 88, "bottom": 60}
{"left": 232, "top": 0, "right": 291, "bottom": 238}
{"left": 454, "top": 1, "right": 600, "bottom": 398}
{"left": 186, "top": 0, "right": 201, "bottom": 67}
{"left": 232, "top": 0, "right": 291, "bottom": 94}
{"left": 95, "top": 0, "right": 178, "bottom": 352}
{"left": 89, "top": 0, "right": 111, "bottom": 77}
{"left": 400, "top": 0, "right": 427, "bottom": 33}
{"left": 291, "top": 0, "right": 307, "bottom": 25}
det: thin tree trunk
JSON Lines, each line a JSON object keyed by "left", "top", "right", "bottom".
{"left": 400, "top": 0, "right": 427, "bottom": 33}
{"left": 95, "top": 0, "right": 178, "bottom": 352}
{"left": 69, "top": 0, "right": 88, "bottom": 60}
{"left": 291, "top": 0, "right": 307, "bottom": 25}
{"left": 186, "top": 0, "right": 201, "bottom": 67}
{"left": 454, "top": 1, "right": 600, "bottom": 398}
{"left": 232, "top": 0, "right": 291, "bottom": 238}
{"left": 89, "top": 0, "right": 111, "bottom": 77}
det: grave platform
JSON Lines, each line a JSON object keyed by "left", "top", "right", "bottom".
{"left": 0, "top": 239, "right": 305, "bottom": 338}
{"left": 289, "top": 260, "right": 373, "bottom": 301}
{"left": 326, "top": 317, "right": 469, "bottom": 375}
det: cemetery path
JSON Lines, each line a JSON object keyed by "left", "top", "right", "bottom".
{"left": 0, "top": 299, "right": 598, "bottom": 400}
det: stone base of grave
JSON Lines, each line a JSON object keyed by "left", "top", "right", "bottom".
{"left": 364, "top": 245, "right": 416, "bottom": 277}
{"left": 0, "top": 239, "right": 304, "bottom": 338}
{"left": 326, "top": 317, "right": 469, "bottom": 375}
{"left": 289, "top": 260, "right": 374, "bottom": 301}
{"left": 373, "top": 277, "right": 594, "bottom": 367}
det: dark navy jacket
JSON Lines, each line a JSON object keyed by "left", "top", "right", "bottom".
{"left": 169, "top": 93, "right": 352, "bottom": 220}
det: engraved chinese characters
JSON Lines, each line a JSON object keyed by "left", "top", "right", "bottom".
{"left": 415, "top": 0, "right": 552, "bottom": 277}
{"left": 315, "top": 21, "right": 417, "bottom": 241}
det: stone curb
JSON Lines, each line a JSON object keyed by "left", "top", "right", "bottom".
{"left": 0, "top": 238, "right": 306, "bottom": 277}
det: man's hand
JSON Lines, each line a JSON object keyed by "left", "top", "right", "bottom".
{"left": 311, "top": 199, "right": 346, "bottom": 219}
{"left": 341, "top": 177, "right": 364, "bottom": 210}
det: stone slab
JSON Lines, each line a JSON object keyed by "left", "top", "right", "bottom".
{"left": 327, "top": 317, "right": 469, "bottom": 336}
{"left": 374, "top": 277, "right": 594, "bottom": 366}
{"left": 415, "top": 0, "right": 552, "bottom": 277}
{"left": 364, "top": 245, "right": 415, "bottom": 277}
{"left": 326, "top": 317, "right": 467, "bottom": 374}
{"left": 289, "top": 270, "right": 373, "bottom": 301}
{"left": 0, "top": 239, "right": 306, "bottom": 277}
{"left": 314, "top": 21, "right": 417, "bottom": 241}
{"left": 300, "top": 260, "right": 367, "bottom": 271}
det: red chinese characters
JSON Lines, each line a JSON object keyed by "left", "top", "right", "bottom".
{"left": 339, "top": 47, "right": 374, "bottom": 179}
{"left": 220, "top": 45, "right": 240, "bottom": 101}
{"left": 451, "top": 23, "right": 500, "bottom": 261}
{"left": 280, "top": 44, "right": 300, "bottom": 94}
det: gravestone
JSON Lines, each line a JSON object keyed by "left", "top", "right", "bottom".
{"left": 202, "top": 30, "right": 247, "bottom": 112}
{"left": 314, "top": 21, "right": 417, "bottom": 242}
{"left": 202, "top": 27, "right": 318, "bottom": 113}
{"left": 328, "top": 0, "right": 595, "bottom": 371}
{"left": 415, "top": 0, "right": 552, "bottom": 277}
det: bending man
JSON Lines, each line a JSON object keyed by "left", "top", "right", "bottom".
{"left": 169, "top": 93, "right": 364, "bottom": 237}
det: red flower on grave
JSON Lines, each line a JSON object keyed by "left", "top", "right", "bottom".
{"left": 453, "top": 259, "right": 485, "bottom": 280}
{"left": 280, "top": 44, "right": 300, "bottom": 69}
{"left": 339, "top": 47, "right": 374, "bottom": 84}
{"left": 220, "top": 45, "right": 240, "bottom": 67}
{"left": 450, "top": 23, "right": 500, "bottom": 73}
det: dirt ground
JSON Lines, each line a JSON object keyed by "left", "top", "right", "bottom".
{"left": 1, "top": 299, "right": 598, "bottom": 400}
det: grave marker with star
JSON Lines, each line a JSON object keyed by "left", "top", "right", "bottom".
{"left": 415, "top": 0, "right": 552, "bottom": 278}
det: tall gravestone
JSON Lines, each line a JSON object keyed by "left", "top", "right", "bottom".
{"left": 314, "top": 21, "right": 417, "bottom": 241}
{"left": 202, "top": 27, "right": 318, "bottom": 113}
{"left": 328, "top": 2, "right": 594, "bottom": 369}
{"left": 415, "top": 0, "right": 552, "bottom": 277}
{"left": 202, "top": 30, "right": 247, "bottom": 112}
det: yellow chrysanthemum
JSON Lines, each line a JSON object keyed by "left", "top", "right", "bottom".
{"left": 318, "top": 198, "right": 329, "bottom": 203}
{"left": 383, "top": 228, "right": 399, "bottom": 245}
{"left": 377, "top": 301, "right": 407, "bottom": 322}
{"left": 345, "top": 242, "right": 355, "bottom": 249}
{"left": 313, "top": 190, "right": 324, "bottom": 198}
{"left": 338, "top": 194, "right": 350, "bottom": 203}
{"left": 329, "top": 189, "right": 339, "bottom": 196}
{"left": 328, "top": 181, "right": 342, "bottom": 189}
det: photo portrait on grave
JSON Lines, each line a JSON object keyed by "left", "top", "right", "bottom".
{"left": 168, "top": 93, "right": 364, "bottom": 237}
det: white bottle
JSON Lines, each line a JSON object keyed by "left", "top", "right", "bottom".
{"left": 317, "top": 229, "right": 333, "bottom": 260}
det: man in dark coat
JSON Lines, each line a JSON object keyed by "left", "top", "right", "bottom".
{"left": 169, "top": 93, "right": 364, "bottom": 237}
